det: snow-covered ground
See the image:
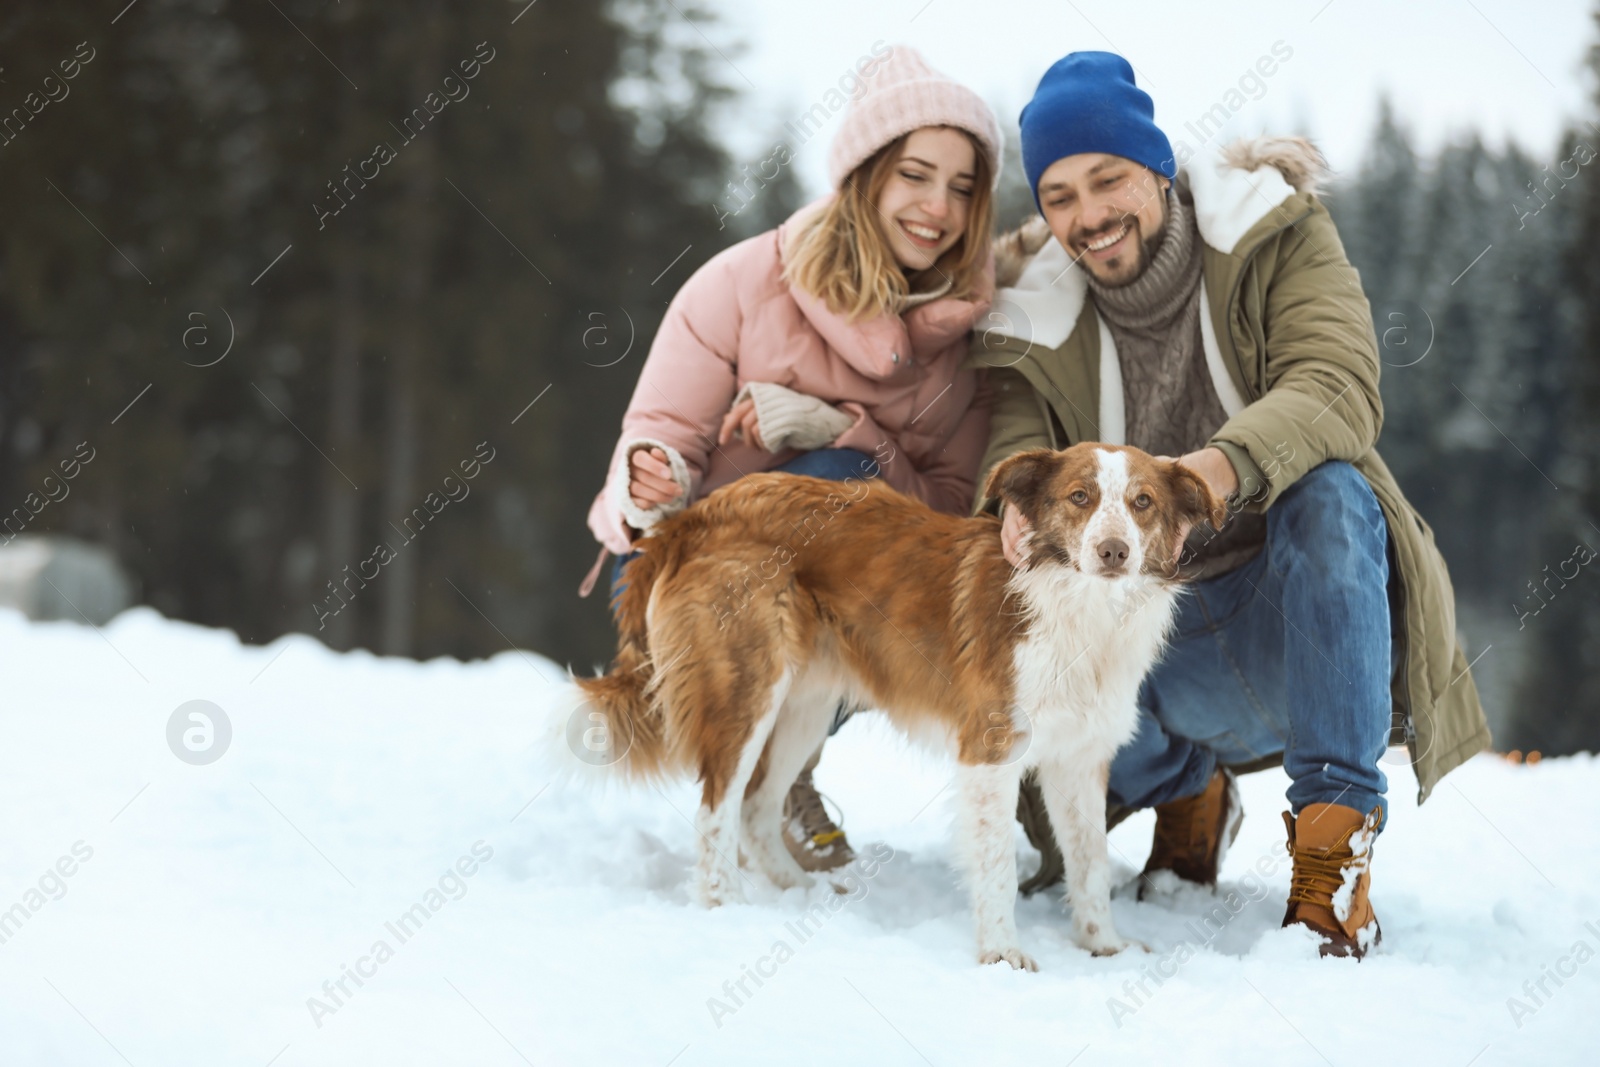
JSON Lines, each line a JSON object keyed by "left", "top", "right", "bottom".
{"left": 1, "top": 606, "right": 1596, "bottom": 1066}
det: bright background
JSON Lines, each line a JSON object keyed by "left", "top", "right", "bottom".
{"left": 712, "top": 0, "right": 1595, "bottom": 191}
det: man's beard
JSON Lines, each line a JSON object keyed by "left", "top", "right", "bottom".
{"left": 1080, "top": 214, "right": 1168, "bottom": 289}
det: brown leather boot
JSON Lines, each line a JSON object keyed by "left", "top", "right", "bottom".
{"left": 1281, "top": 802, "right": 1383, "bottom": 959}
{"left": 1137, "top": 767, "right": 1243, "bottom": 900}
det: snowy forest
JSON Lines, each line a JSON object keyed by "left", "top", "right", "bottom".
{"left": 0, "top": 0, "right": 1595, "bottom": 756}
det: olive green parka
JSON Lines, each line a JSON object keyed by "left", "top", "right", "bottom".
{"left": 968, "top": 137, "right": 1490, "bottom": 803}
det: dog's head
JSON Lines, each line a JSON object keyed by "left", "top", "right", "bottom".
{"left": 984, "top": 443, "right": 1227, "bottom": 580}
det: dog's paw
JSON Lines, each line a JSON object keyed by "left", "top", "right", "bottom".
{"left": 1086, "top": 936, "right": 1147, "bottom": 957}
{"left": 697, "top": 872, "right": 747, "bottom": 908}
{"left": 978, "top": 948, "right": 1040, "bottom": 972}
{"left": 767, "top": 867, "right": 814, "bottom": 891}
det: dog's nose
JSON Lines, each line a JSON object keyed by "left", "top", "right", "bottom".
{"left": 1097, "top": 539, "right": 1129, "bottom": 568}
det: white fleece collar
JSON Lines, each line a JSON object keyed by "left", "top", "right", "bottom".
{"left": 1185, "top": 145, "right": 1298, "bottom": 256}
{"left": 990, "top": 235, "right": 1083, "bottom": 355}
{"left": 988, "top": 143, "right": 1299, "bottom": 350}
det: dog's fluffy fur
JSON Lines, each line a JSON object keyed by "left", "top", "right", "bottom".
{"left": 568, "top": 443, "right": 1223, "bottom": 968}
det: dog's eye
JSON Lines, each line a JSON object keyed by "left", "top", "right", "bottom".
{"left": 1133, "top": 493, "right": 1152, "bottom": 510}
{"left": 1069, "top": 489, "right": 1090, "bottom": 506}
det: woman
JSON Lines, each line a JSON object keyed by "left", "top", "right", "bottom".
{"left": 582, "top": 45, "right": 999, "bottom": 871}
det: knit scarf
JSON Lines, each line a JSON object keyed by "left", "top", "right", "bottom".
{"left": 1086, "top": 186, "right": 1222, "bottom": 460}
{"left": 1087, "top": 186, "right": 1265, "bottom": 579}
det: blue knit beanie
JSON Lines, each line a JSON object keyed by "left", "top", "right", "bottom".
{"left": 1019, "top": 52, "right": 1175, "bottom": 206}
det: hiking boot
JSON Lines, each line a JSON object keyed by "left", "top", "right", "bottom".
{"left": 783, "top": 759, "right": 854, "bottom": 872}
{"left": 1281, "top": 802, "right": 1383, "bottom": 959}
{"left": 1137, "top": 766, "right": 1243, "bottom": 899}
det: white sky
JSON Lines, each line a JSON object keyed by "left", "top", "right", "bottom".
{"left": 704, "top": 0, "right": 1597, "bottom": 195}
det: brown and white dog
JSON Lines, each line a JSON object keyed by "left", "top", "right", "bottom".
{"left": 566, "top": 442, "right": 1224, "bottom": 969}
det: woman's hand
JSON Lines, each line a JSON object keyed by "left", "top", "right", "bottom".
{"left": 717, "top": 397, "right": 766, "bottom": 451}
{"left": 629, "top": 447, "right": 683, "bottom": 509}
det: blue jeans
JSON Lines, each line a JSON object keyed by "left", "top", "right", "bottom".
{"left": 610, "top": 448, "right": 879, "bottom": 739}
{"left": 1108, "top": 461, "right": 1394, "bottom": 831}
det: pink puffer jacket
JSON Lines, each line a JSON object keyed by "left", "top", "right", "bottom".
{"left": 586, "top": 198, "right": 993, "bottom": 557}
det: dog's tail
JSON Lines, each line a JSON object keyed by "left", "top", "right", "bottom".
{"left": 555, "top": 537, "right": 686, "bottom": 784}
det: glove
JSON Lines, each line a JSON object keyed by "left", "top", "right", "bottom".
{"left": 611, "top": 437, "right": 692, "bottom": 534}
{"left": 734, "top": 381, "right": 854, "bottom": 454}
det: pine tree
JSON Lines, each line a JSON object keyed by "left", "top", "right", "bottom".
{"left": 0, "top": 1, "right": 745, "bottom": 667}
{"left": 992, "top": 118, "right": 1036, "bottom": 234}
{"left": 1327, "top": 90, "right": 1589, "bottom": 735}
{"left": 1505, "top": 6, "right": 1600, "bottom": 755}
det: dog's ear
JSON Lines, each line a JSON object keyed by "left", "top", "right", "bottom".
{"left": 984, "top": 449, "right": 1057, "bottom": 520}
{"left": 1167, "top": 461, "right": 1229, "bottom": 531}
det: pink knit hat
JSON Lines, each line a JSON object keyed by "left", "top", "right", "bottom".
{"left": 827, "top": 45, "right": 1002, "bottom": 191}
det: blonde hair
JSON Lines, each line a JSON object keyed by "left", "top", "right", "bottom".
{"left": 784, "top": 129, "right": 993, "bottom": 322}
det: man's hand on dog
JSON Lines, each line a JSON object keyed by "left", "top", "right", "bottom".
{"left": 1173, "top": 446, "right": 1239, "bottom": 500}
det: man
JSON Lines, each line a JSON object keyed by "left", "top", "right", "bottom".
{"left": 968, "top": 52, "right": 1490, "bottom": 958}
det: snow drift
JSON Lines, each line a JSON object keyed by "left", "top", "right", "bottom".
{"left": 0, "top": 606, "right": 1595, "bottom": 1065}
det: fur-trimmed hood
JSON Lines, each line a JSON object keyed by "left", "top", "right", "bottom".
{"left": 993, "top": 135, "right": 1330, "bottom": 289}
